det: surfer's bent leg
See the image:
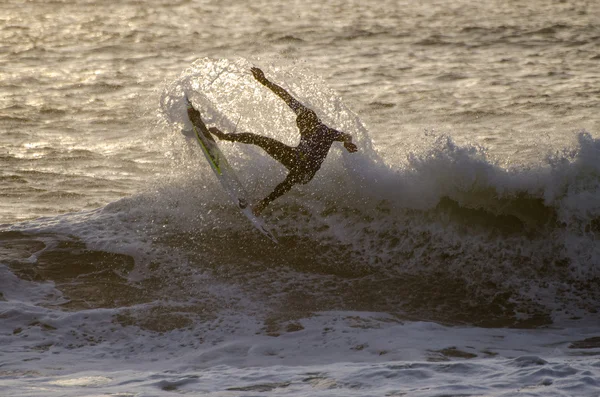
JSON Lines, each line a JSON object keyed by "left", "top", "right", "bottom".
{"left": 254, "top": 173, "right": 300, "bottom": 215}
{"left": 210, "top": 129, "right": 297, "bottom": 170}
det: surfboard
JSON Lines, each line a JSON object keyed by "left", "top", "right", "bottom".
{"left": 184, "top": 97, "right": 278, "bottom": 243}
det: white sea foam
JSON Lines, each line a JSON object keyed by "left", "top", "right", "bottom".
{"left": 1, "top": 305, "right": 599, "bottom": 396}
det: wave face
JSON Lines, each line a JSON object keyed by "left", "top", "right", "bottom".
{"left": 4, "top": 58, "right": 598, "bottom": 334}
{"left": 157, "top": 58, "right": 600, "bottom": 326}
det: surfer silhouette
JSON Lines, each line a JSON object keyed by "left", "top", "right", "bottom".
{"left": 189, "top": 67, "right": 357, "bottom": 216}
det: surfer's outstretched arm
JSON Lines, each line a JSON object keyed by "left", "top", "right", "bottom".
{"left": 251, "top": 67, "right": 309, "bottom": 116}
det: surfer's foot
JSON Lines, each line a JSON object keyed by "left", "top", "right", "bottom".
{"left": 208, "top": 127, "right": 228, "bottom": 140}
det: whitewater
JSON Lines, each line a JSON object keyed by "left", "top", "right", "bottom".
{"left": 1, "top": 0, "right": 599, "bottom": 396}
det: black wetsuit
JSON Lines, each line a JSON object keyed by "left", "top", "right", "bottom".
{"left": 189, "top": 68, "right": 354, "bottom": 212}
{"left": 216, "top": 121, "right": 347, "bottom": 206}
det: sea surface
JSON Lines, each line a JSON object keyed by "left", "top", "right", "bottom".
{"left": 1, "top": 0, "right": 600, "bottom": 396}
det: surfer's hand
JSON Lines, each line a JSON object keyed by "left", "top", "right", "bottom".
{"left": 344, "top": 141, "right": 358, "bottom": 153}
{"left": 251, "top": 67, "right": 267, "bottom": 84}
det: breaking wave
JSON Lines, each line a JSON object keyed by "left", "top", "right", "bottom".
{"left": 3, "top": 58, "right": 599, "bottom": 329}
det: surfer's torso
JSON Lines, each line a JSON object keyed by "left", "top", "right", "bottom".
{"left": 290, "top": 123, "right": 345, "bottom": 182}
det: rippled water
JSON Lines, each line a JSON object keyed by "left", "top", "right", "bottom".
{"left": 1, "top": 0, "right": 600, "bottom": 396}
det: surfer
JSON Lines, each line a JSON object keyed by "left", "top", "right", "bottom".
{"left": 192, "top": 67, "right": 358, "bottom": 216}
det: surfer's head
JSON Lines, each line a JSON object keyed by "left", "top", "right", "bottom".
{"left": 296, "top": 109, "right": 320, "bottom": 130}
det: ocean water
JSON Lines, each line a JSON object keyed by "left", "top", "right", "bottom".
{"left": 1, "top": 0, "right": 600, "bottom": 396}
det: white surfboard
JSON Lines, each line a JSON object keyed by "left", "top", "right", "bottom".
{"left": 184, "top": 97, "right": 278, "bottom": 243}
